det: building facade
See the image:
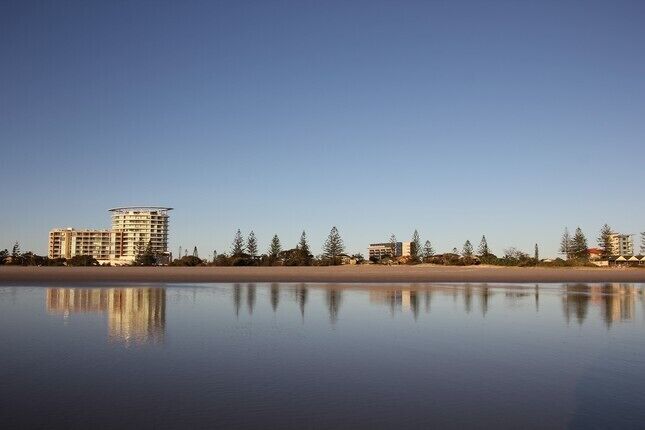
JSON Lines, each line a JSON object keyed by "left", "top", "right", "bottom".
{"left": 609, "top": 233, "right": 633, "bottom": 256}
{"left": 109, "top": 207, "right": 171, "bottom": 264}
{"left": 48, "top": 206, "right": 172, "bottom": 264}
{"left": 368, "top": 241, "right": 412, "bottom": 260}
{"left": 49, "top": 228, "right": 112, "bottom": 260}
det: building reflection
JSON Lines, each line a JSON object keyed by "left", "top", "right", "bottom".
{"left": 46, "top": 287, "right": 166, "bottom": 345}
{"left": 597, "top": 284, "right": 637, "bottom": 327}
{"left": 561, "top": 283, "right": 639, "bottom": 326}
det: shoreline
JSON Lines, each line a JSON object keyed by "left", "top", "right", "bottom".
{"left": 1, "top": 265, "right": 644, "bottom": 284}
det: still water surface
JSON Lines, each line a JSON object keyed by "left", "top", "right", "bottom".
{"left": 1, "top": 283, "right": 644, "bottom": 429}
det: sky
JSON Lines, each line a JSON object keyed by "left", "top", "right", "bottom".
{"left": 1, "top": 0, "right": 644, "bottom": 258}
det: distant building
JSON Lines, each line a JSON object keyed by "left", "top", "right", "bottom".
{"left": 587, "top": 248, "right": 603, "bottom": 261}
{"left": 368, "top": 241, "right": 412, "bottom": 259}
{"left": 48, "top": 206, "right": 172, "bottom": 265}
{"left": 609, "top": 233, "right": 633, "bottom": 257}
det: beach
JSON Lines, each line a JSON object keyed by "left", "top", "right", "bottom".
{"left": 0, "top": 264, "right": 644, "bottom": 284}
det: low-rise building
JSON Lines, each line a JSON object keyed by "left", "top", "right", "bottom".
{"left": 368, "top": 241, "right": 412, "bottom": 260}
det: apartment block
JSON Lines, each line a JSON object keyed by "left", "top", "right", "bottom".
{"left": 48, "top": 206, "right": 172, "bottom": 264}
{"left": 368, "top": 241, "right": 412, "bottom": 259}
{"left": 49, "top": 228, "right": 112, "bottom": 260}
{"left": 609, "top": 233, "right": 633, "bottom": 257}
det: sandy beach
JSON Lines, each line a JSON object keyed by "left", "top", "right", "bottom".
{"left": 0, "top": 265, "right": 644, "bottom": 284}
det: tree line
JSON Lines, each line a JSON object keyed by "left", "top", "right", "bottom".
{"left": 172, "top": 226, "right": 350, "bottom": 267}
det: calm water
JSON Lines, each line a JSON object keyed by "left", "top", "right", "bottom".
{"left": 1, "top": 283, "right": 644, "bottom": 429}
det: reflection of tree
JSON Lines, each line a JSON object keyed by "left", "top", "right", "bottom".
{"left": 600, "top": 283, "right": 635, "bottom": 327}
{"left": 424, "top": 289, "right": 432, "bottom": 313}
{"left": 326, "top": 288, "right": 342, "bottom": 324}
{"left": 409, "top": 290, "right": 419, "bottom": 320}
{"left": 464, "top": 285, "right": 472, "bottom": 314}
{"left": 246, "top": 283, "right": 256, "bottom": 315}
{"left": 479, "top": 286, "right": 491, "bottom": 316}
{"left": 270, "top": 283, "right": 279, "bottom": 312}
{"left": 295, "top": 284, "right": 307, "bottom": 319}
{"left": 534, "top": 284, "right": 539, "bottom": 312}
{"left": 233, "top": 284, "right": 241, "bottom": 317}
{"left": 562, "top": 284, "right": 590, "bottom": 325}
{"left": 388, "top": 290, "right": 398, "bottom": 316}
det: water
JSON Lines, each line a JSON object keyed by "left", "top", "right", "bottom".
{"left": 1, "top": 283, "right": 644, "bottom": 429}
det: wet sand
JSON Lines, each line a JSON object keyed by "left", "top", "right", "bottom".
{"left": 0, "top": 265, "right": 644, "bottom": 284}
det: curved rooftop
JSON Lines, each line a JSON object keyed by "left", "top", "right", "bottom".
{"left": 108, "top": 206, "right": 173, "bottom": 212}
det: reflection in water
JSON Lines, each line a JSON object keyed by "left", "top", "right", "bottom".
{"left": 294, "top": 284, "right": 307, "bottom": 319}
{"left": 562, "top": 283, "right": 639, "bottom": 326}
{"left": 270, "top": 283, "right": 279, "bottom": 312}
{"left": 247, "top": 283, "right": 256, "bottom": 315}
{"left": 326, "top": 288, "right": 342, "bottom": 324}
{"left": 464, "top": 285, "right": 472, "bottom": 314}
{"left": 46, "top": 287, "right": 166, "bottom": 344}
{"left": 2, "top": 282, "right": 642, "bottom": 429}
{"left": 354, "top": 284, "right": 643, "bottom": 328}
{"left": 233, "top": 283, "right": 241, "bottom": 317}
{"left": 599, "top": 283, "right": 637, "bottom": 326}
{"left": 480, "top": 286, "right": 491, "bottom": 316}
{"left": 563, "top": 284, "right": 590, "bottom": 325}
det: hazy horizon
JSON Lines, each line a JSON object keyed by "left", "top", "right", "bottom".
{"left": 1, "top": 1, "right": 644, "bottom": 258}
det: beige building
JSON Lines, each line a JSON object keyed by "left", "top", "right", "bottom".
{"left": 49, "top": 228, "right": 112, "bottom": 260}
{"left": 368, "top": 241, "right": 412, "bottom": 260}
{"left": 609, "top": 233, "right": 633, "bottom": 256}
{"left": 109, "top": 207, "right": 171, "bottom": 264}
{"left": 48, "top": 206, "right": 172, "bottom": 265}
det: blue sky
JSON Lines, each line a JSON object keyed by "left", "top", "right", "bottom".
{"left": 1, "top": 0, "right": 644, "bottom": 258}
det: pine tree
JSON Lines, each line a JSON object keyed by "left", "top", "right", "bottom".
{"left": 452, "top": 247, "right": 458, "bottom": 255}
{"left": 478, "top": 235, "right": 489, "bottom": 256}
{"left": 193, "top": 246, "right": 198, "bottom": 258}
{"left": 298, "top": 231, "right": 311, "bottom": 266}
{"left": 462, "top": 240, "right": 474, "bottom": 258}
{"left": 247, "top": 231, "right": 258, "bottom": 257}
{"left": 135, "top": 241, "right": 157, "bottom": 266}
{"left": 269, "top": 234, "right": 281, "bottom": 258}
{"left": 641, "top": 232, "right": 645, "bottom": 255}
{"left": 571, "top": 227, "right": 589, "bottom": 260}
{"left": 213, "top": 250, "right": 217, "bottom": 263}
{"left": 423, "top": 240, "right": 434, "bottom": 260}
{"left": 323, "top": 226, "right": 345, "bottom": 265}
{"left": 411, "top": 230, "right": 422, "bottom": 263}
{"left": 11, "top": 241, "right": 20, "bottom": 258}
{"left": 389, "top": 234, "right": 397, "bottom": 258}
{"left": 534, "top": 243, "right": 539, "bottom": 261}
{"left": 232, "top": 229, "right": 244, "bottom": 256}
{"left": 598, "top": 223, "right": 613, "bottom": 258}
{"left": 559, "top": 228, "right": 572, "bottom": 259}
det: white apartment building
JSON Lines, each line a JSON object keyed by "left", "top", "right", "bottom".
{"left": 48, "top": 206, "right": 172, "bottom": 264}
{"left": 368, "top": 241, "right": 412, "bottom": 259}
{"left": 109, "top": 207, "right": 171, "bottom": 264}
{"left": 609, "top": 233, "right": 633, "bottom": 257}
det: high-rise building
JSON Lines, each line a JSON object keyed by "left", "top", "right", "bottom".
{"left": 48, "top": 206, "right": 172, "bottom": 264}
{"left": 109, "top": 207, "right": 172, "bottom": 264}
{"left": 609, "top": 233, "right": 633, "bottom": 256}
